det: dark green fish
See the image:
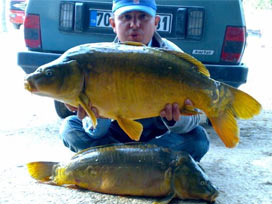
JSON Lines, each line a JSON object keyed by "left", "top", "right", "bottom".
{"left": 27, "top": 143, "right": 218, "bottom": 203}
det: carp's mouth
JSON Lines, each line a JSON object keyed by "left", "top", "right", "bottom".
{"left": 206, "top": 188, "right": 219, "bottom": 203}
{"left": 24, "top": 80, "right": 38, "bottom": 93}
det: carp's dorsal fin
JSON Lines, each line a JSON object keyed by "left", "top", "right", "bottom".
{"left": 78, "top": 93, "right": 97, "bottom": 128}
{"left": 122, "top": 41, "right": 146, "bottom": 46}
{"left": 162, "top": 50, "right": 210, "bottom": 77}
{"left": 116, "top": 117, "right": 143, "bottom": 141}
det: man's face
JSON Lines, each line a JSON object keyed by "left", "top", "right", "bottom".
{"left": 110, "top": 11, "right": 160, "bottom": 44}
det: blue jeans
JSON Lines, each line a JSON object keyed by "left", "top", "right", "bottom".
{"left": 60, "top": 115, "right": 209, "bottom": 162}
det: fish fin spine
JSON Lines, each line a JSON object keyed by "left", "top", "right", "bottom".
{"left": 27, "top": 161, "right": 58, "bottom": 182}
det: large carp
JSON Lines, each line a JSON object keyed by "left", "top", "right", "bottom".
{"left": 27, "top": 143, "right": 219, "bottom": 203}
{"left": 24, "top": 42, "right": 261, "bottom": 148}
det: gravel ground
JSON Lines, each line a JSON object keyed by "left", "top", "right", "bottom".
{"left": 0, "top": 20, "right": 271, "bottom": 204}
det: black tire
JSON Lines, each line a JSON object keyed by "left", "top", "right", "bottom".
{"left": 206, "top": 118, "right": 212, "bottom": 126}
{"left": 54, "top": 100, "right": 74, "bottom": 118}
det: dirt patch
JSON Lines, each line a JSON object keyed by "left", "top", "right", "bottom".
{"left": 202, "top": 110, "right": 272, "bottom": 204}
{"left": 0, "top": 109, "right": 271, "bottom": 204}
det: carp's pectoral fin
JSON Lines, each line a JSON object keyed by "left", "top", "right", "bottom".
{"left": 78, "top": 93, "right": 97, "bottom": 128}
{"left": 153, "top": 167, "right": 175, "bottom": 204}
{"left": 116, "top": 117, "right": 143, "bottom": 141}
{"left": 208, "top": 108, "right": 239, "bottom": 148}
{"left": 152, "top": 191, "right": 175, "bottom": 204}
{"left": 181, "top": 104, "right": 202, "bottom": 116}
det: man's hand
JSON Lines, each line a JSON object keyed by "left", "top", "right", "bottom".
{"left": 65, "top": 103, "right": 100, "bottom": 120}
{"left": 160, "top": 99, "right": 193, "bottom": 121}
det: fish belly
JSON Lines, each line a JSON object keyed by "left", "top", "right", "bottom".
{"left": 71, "top": 164, "right": 171, "bottom": 196}
{"left": 64, "top": 145, "right": 174, "bottom": 196}
{"left": 85, "top": 66, "right": 191, "bottom": 120}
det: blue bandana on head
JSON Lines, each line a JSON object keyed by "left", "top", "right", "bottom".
{"left": 112, "top": 0, "right": 157, "bottom": 17}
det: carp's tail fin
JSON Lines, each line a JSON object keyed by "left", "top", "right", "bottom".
{"left": 209, "top": 109, "right": 239, "bottom": 148}
{"left": 208, "top": 85, "right": 262, "bottom": 148}
{"left": 228, "top": 86, "right": 262, "bottom": 119}
{"left": 27, "top": 161, "right": 58, "bottom": 182}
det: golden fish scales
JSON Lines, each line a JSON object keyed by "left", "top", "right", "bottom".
{"left": 86, "top": 46, "right": 210, "bottom": 118}
{"left": 24, "top": 42, "right": 262, "bottom": 147}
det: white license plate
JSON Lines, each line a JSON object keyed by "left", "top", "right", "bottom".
{"left": 89, "top": 10, "right": 172, "bottom": 33}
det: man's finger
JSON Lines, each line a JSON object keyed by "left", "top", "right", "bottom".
{"left": 91, "top": 107, "right": 100, "bottom": 118}
{"left": 185, "top": 98, "right": 193, "bottom": 106}
{"left": 160, "top": 110, "right": 166, "bottom": 118}
{"left": 165, "top": 103, "right": 172, "bottom": 121}
{"left": 172, "top": 103, "right": 180, "bottom": 121}
{"left": 77, "top": 105, "right": 86, "bottom": 120}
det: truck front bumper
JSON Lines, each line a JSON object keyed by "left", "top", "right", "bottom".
{"left": 17, "top": 51, "right": 61, "bottom": 74}
{"left": 205, "top": 63, "right": 248, "bottom": 88}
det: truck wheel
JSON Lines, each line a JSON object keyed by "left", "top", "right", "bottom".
{"left": 206, "top": 118, "right": 212, "bottom": 126}
{"left": 54, "top": 100, "right": 74, "bottom": 118}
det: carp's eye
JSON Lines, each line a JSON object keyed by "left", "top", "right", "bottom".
{"left": 44, "top": 69, "right": 53, "bottom": 77}
{"left": 200, "top": 180, "right": 207, "bottom": 186}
